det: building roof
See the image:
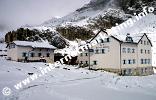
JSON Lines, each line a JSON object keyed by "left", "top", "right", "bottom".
{"left": 9, "top": 41, "right": 56, "bottom": 49}
{"left": 112, "top": 34, "right": 141, "bottom": 43}
{"left": 90, "top": 30, "right": 152, "bottom": 46}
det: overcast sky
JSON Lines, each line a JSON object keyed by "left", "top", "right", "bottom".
{"left": 0, "top": 0, "right": 90, "bottom": 34}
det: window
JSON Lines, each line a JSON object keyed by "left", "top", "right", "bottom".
{"left": 47, "top": 53, "right": 50, "bottom": 57}
{"left": 145, "top": 59, "right": 147, "bottom": 64}
{"left": 47, "top": 49, "right": 50, "bottom": 51}
{"left": 80, "top": 61, "right": 83, "bottom": 64}
{"left": 127, "top": 48, "right": 131, "bottom": 53}
{"left": 89, "top": 49, "right": 94, "bottom": 52}
{"left": 123, "top": 60, "right": 126, "bottom": 64}
{"left": 140, "top": 40, "right": 143, "bottom": 44}
{"left": 22, "top": 52, "right": 27, "bottom": 57}
{"left": 107, "top": 38, "right": 110, "bottom": 42}
{"left": 11, "top": 44, "right": 15, "bottom": 48}
{"left": 9, "top": 45, "right": 11, "bottom": 49}
{"left": 127, "top": 37, "right": 132, "bottom": 42}
{"left": 80, "top": 53, "right": 83, "bottom": 56}
{"left": 132, "top": 49, "right": 135, "bottom": 53}
{"left": 145, "top": 50, "right": 147, "bottom": 54}
{"left": 128, "top": 69, "right": 131, "bottom": 75}
{"left": 122, "top": 48, "right": 126, "bottom": 53}
{"left": 30, "top": 53, "right": 35, "bottom": 57}
{"left": 128, "top": 59, "right": 131, "bottom": 64}
{"left": 145, "top": 68, "right": 147, "bottom": 73}
{"left": 147, "top": 41, "right": 149, "bottom": 45}
{"left": 85, "top": 53, "right": 88, "bottom": 56}
{"left": 93, "top": 61, "right": 97, "bottom": 65}
{"left": 141, "top": 68, "right": 144, "bottom": 74}
{"left": 9, "top": 44, "right": 15, "bottom": 49}
{"left": 141, "top": 59, "right": 144, "bottom": 64}
{"left": 144, "top": 41, "right": 146, "bottom": 45}
{"left": 85, "top": 61, "right": 88, "bottom": 64}
{"left": 102, "top": 49, "right": 105, "bottom": 54}
{"left": 141, "top": 49, "right": 143, "bottom": 53}
{"left": 133, "top": 59, "right": 136, "bottom": 64}
{"left": 38, "top": 53, "right": 42, "bottom": 57}
{"left": 148, "top": 59, "right": 151, "bottom": 64}
{"left": 100, "top": 39, "right": 104, "bottom": 43}
{"left": 95, "top": 49, "right": 99, "bottom": 54}
{"left": 123, "top": 69, "right": 126, "bottom": 75}
{"left": 148, "top": 50, "right": 150, "bottom": 54}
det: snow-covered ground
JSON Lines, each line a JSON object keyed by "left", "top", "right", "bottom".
{"left": 0, "top": 58, "right": 156, "bottom": 100}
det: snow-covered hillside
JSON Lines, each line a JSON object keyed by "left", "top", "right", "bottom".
{"left": 40, "top": 0, "right": 127, "bottom": 28}
{"left": 0, "top": 58, "right": 156, "bottom": 100}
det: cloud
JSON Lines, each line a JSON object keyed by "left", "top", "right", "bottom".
{"left": 0, "top": 0, "right": 90, "bottom": 32}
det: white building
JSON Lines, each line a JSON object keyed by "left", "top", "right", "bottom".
{"left": 78, "top": 30, "right": 153, "bottom": 76}
{"left": 6, "top": 41, "right": 56, "bottom": 63}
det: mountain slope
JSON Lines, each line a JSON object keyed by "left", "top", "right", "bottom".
{"left": 40, "top": 0, "right": 156, "bottom": 28}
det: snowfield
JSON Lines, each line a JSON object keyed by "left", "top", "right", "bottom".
{"left": 0, "top": 58, "right": 156, "bottom": 100}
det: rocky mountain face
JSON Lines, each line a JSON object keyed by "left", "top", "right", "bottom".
{"left": 41, "top": 0, "right": 156, "bottom": 27}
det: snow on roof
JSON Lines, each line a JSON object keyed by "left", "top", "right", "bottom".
{"left": 112, "top": 33, "right": 143, "bottom": 43}
{"left": 93, "top": 29, "right": 144, "bottom": 43}
{"left": 13, "top": 41, "right": 56, "bottom": 49}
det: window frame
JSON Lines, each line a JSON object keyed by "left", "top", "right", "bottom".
{"left": 148, "top": 50, "right": 150, "bottom": 54}
{"left": 95, "top": 49, "right": 99, "bottom": 54}
{"left": 102, "top": 49, "right": 105, "bottom": 54}
{"left": 133, "top": 59, "right": 136, "bottom": 64}
{"left": 80, "top": 53, "right": 83, "bottom": 56}
{"left": 122, "top": 48, "right": 126, "bottom": 53}
{"left": 22, "top": 52, "right": 27, "bottom": 57}
{"left": 141, "top": 59, "right": 144, "bottom": 64}
{"left": 85, "top": 53, "right": 88, "bottom": 56}
{"left": 30, "top": 52, "right": 35, "bottom": 57}
{"left": 141, "top": 49, "right": 143, "bottom": 54}
{"left": 93, "top": 61, "right": 97, "bottom": 65}
{"left": 127, "top": 48, "right": 131, "bottom": 53}
{"left": 123, "top": 59, "right": 126, "bottom": 65}
{"left": 144, "top": 41, "right": 146, "bottom": 45}
{"left": 140, "top": 40, "right": 143, "bottom": 44}
{"left": 132, "top": 49, "right": 135, "bottom": 53}
{"left": 128, "top": 59, "right": 131, "bottom": 64}
{"left": 38, "top": 53, "right": 42, "bottom": 57}
{"left": 46, "top": 53, "right": 50, "bottom": 57}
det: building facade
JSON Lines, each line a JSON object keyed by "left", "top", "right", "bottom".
{"left": 78, "top": 30, "right": 153, "bottom": 76}
{"left": 7, "top": 41, "right": 56, "bottom": 63}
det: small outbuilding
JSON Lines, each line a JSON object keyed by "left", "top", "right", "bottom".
{"left": 6, "top": 41, "right": 56, "bottom": 63}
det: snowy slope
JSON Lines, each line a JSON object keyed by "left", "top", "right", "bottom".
{"left": 0, "top": 58, "right": 156, "bottom": 100}
{"left": 39, "top": 0, "right": 127, "bottom": 28}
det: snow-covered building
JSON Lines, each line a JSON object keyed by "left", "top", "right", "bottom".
{"left": 6, "top": 41, "right": 56, "bottom": 63}
{"left": 78, "top": 30, "right": 153, "bottom": 76}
